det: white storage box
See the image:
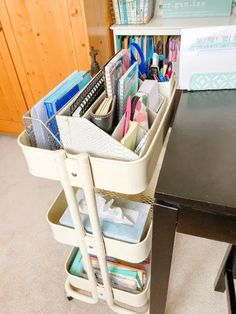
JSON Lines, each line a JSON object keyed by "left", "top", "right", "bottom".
{"left": 18, "top": 83, "right": 176, "bottom": 195}
{"left": 47, "top": 190, "right": 152, "bottom": 263}
{"left": 158, "top": 75, "right": 175, "bottom": 99}
{"left": 65, "top": 247, "right": 150, "bottom": 308}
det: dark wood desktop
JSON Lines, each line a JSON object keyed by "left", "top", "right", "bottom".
{"left": 150, "top": 90, "right": 236, "bottom": 314}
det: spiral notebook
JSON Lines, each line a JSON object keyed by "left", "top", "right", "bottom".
{"left": 67, "top": 70, "right": 105, "bottom": 117}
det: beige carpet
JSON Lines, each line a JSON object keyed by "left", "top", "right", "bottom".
{"left": 0, "top": 134, "right": 229, "bottom": 314}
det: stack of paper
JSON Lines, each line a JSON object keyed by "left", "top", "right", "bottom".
{"left": 69, "top": 249, "right": 150, "bottom": 293}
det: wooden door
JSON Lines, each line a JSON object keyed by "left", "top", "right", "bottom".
{"left": 0, "top": 0, "right": 91, "bottom": 109}
{"left": 0, "top": 23, "right": 27, "bottom": 134}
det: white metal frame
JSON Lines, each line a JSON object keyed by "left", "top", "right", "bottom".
{"left": 55, "top": 150, "right": 150, "bottom": 314}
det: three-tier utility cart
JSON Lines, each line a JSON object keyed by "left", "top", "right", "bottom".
{"left": 17, "top": 80, "right": 176, "bottom": 314}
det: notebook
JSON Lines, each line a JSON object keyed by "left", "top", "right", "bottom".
{"left": 104, "top": 49, "right": 130, "bottom": 99}
{"left": 69, "top": 249, "right": 148, "bottom": 293}
{"left": 69, "top": 70, "right": 105, "bottom": 117}
{"left": 117, "top": 61, "right": 139, "bottom": 120}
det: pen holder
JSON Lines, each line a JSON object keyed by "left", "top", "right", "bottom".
{"left": 158, "top": 75, "right": 175, "bottom": 99}
{"left": 90, "top": 97, "right": 115, "bottom": 133}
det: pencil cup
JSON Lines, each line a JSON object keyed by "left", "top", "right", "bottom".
{"left": 90, "top": 97, "right": 115, "bottom": 133}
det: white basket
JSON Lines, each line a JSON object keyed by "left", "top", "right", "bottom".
{"left": 47, "top": 190, "right": 152, "bottom": 263}
{"left": 18, "top": 84, "right": 176, "bottom": 195}
{"left": 111, "top": 0, "right": 155, "bottom": 25}
{"left": 65, "top": 247, "right": 150, "bottom": 308}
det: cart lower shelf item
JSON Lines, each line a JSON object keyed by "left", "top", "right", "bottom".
{"left": 59, "top": 189, "right": 151, "bottom": 244}
{"left": 47, "top": 190, "right": 152, "bottom": 263}
{"left": 65, "top": 247, "right": 150, "bottom": 309}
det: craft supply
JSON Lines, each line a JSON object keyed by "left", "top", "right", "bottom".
{"left": 133, "top": 100, "right": 149, "bottom": 131}
{"left": 121, "top": 121, "right": 138, "bottom": 151}
{"left": 122, "top": 96, "right": 132, "bottom": 136}
{"left": 69, "top": 249, "right": 150, "bottom": 293}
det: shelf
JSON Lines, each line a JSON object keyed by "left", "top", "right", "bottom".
{"left": 47, "top": 190, "right": 153, "bottom": 263}
{"left": 111, "top": 15, "right": 236, "bottom": 36}
{"left": 65, "top": 248, "right": 150, "bottom": 308}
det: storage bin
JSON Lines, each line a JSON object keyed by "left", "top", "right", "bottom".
{"left": 17, "top": 82, "right": 176, "bottom": 195}
{"left": 158, "top": 0, "right": 233, "bottom": 18}
{"left": 111, "top": 0, "right": 155, "bottom": 24}
{"left": 65, "top": 247, "right": 150, "bottom": 308}
{"left": 47, "top": 190, "right": 152, "bottom": 263}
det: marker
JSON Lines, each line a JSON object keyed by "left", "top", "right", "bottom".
{"left": 166, "top": 65, "right": 172, "bottom": 79}
{"left": 163, "top": 64, "right": 168, "bottom": 76}
{"left": 152, "top": 53, "right": 159, "bottom": 68}
{"left": 122, "top": 96, "right": 132, "bottom": 137}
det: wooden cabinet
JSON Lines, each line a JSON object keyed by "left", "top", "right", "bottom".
{"left": 0, "top": 0, "right": 113, "bottom": 134}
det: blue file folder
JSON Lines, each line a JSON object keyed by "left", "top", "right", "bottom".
{"left": 44, "top": 71, "right": 92, "bottom": 119}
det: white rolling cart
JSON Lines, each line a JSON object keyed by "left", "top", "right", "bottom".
{"left": 17, "top": 66, "right": 176, "bottom": 313}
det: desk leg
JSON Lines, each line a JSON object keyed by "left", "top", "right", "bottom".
{"left": 150, "top": 203, "right": 178, "bottom": 314}
{"left": 214, "top": 245, "right": 232, "bottom": 292}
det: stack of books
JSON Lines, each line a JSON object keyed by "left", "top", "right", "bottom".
{"left": 69, "top": 249, "right": 150, "bottom": 293}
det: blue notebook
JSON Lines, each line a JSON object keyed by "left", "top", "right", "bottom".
{"left": 44, "top": 71, "right": 92, "bottom": 119}
{"left": 60, "top": 191, "right": 150, "bottom": 244}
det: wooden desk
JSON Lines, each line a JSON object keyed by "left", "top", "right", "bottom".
{"left": 150, "top": 90, "right": 236, "bottom": 314}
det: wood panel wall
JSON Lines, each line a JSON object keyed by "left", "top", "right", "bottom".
{"left": 0, "top": 0, "right": 92, "bottom": 108}
{"left": 0, "top": 26, "right": 26, "bottom": 134}
{"left": 0, "top": 0, "right": 113, "bottom": 134}
{"left": 82, "top": 0, "right": 114, "bottom": 67}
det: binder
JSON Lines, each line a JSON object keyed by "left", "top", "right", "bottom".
{"left": 69, "top": 70, "right": 105, "bottom": 116}
{"left": 28, "top": 71, "right": 92, "bottom": 149}
{"left": 44, "top": 71, "right": 91, "bottom": 119}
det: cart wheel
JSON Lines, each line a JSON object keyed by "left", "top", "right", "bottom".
{"left": 66, "top": 296, "right": 73, "bottom": 301}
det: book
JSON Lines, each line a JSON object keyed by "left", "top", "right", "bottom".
{"left": 112, "top": 0, "right": 121, "bottom": 24}
{"left": 69, "top": 249, "right": 149, "bottom": 293}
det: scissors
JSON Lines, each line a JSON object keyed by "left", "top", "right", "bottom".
{"left": 129, "top": 42, "right": 147, "bottom": 79}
